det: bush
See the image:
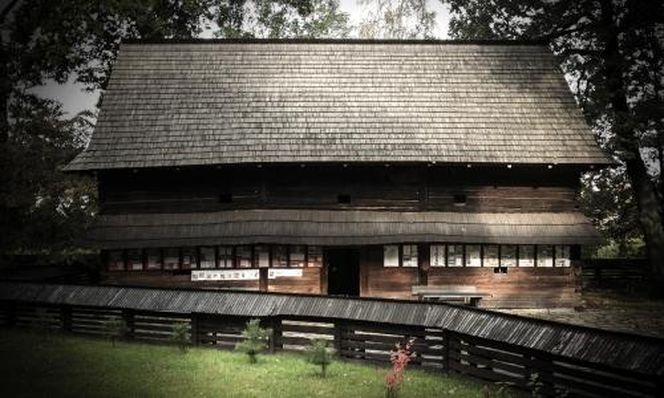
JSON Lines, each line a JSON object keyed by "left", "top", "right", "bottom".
{"left": 102, "top": 317, "right": 127, "bottom": 347}
{"left": 385, "top": 337, "right": 415, "bottom": 398}
{"left": 235, "top": 319, "right": 271, "bottom": 364}
{"left": 171, "top": 321, "right": 190, "bottom": 353}
{"left": 306, "top": 339, "right": 333, "bottom": 377}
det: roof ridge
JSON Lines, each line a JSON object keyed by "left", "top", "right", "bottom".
{"left": 122, "top": 38, "right": 549, "bottom": 46}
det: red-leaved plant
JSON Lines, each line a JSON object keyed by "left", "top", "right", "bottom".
{"left": 385, "top": 337, "right": 416, "bottom": 398}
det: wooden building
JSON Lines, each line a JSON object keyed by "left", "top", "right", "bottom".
{"left": 66, "top": 39, "right": 610, "bottom": 308}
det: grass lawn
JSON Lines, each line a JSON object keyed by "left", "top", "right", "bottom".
{"left": 0, "top": 329, "right": 488, "bottom": 397}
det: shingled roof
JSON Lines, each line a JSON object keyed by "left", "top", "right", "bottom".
{"left": 66, "top": 39, "right": 610, "bottom": 172}
{"left": 85, "top": 209, "right": 601, "bottom": 249}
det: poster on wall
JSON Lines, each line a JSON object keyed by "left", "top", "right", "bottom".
{"left": 273, "top": 246, "right": 288, "bottom": 268}
{"left": 465, "top": 245, "right": 481, "bottom": 267}
{"left": 108, "top": 251, "right": 125, "bottom": 271}
{"left": 236, "top": 246, "right": 252, "bottom": 268}
{"left": 518, "top": 245, "right": 534, "bottom": 267}
{"left": 537, "top": 245, "right": 554, "bottom": 267}
{"left": 200, "top": 247, "right": 215, "bottom": 269}
{"left": 182, "top": 248, "right": 196, "bottom": 269}
{"left": 484, "top": 245, "right": 499, "bottom": 267}
{"left": 163, "top": 248, "right": 179, "bottom": 270}
{"left": 430, "top": 245, "right": 445, "bottom": 267}
{"left": 255, "top": 246, "right": 270, "bottom": 268}
{"left": 191, "top": 269, "right": 259, "bottom": 281}
{"left": 290, "top": 246, "right": 306, "bottom": 267}
{"left": 146, "top": 249, "right": 162, "bottom": 270}
{"left": 447, "top": 245, "right": 463, "bottom": 267}
{"left": 218, "top": 246, "right": 233, "bottom": 268}
{"left": 127, "top": 249, "right": 143, "bottom": 271}
{"left": 383, "top": 245, "right": 399, "bottom": 267}
{"left": 555, "top": 246, "right": 571, "bottom": 267}
{"left": 307, "top": 246, "right": 323, "bottom": 267}
{"left": 268, "top": 269, "right": 303, "bottom": 279}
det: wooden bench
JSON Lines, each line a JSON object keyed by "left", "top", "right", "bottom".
{"left": 411, "top": 285, "right": 491, "bottom": 307}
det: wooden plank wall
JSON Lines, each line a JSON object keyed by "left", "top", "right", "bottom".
{"left": 98, "top": 165, "right": 582, "bottom": 214}
{"left": 359, "top": 246, "right": 419, "bottom": 300}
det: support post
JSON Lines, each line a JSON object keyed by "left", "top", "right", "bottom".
{"left": 270, "top": 317, "right": 282, "bottom": 352}
{"left": 259, "top": 268, "right": 268, "bottom": 292}
{"left": 123, "top": 309, "right": 135, "bottom": 340}
{"left": 190, "top": 313, "right": 199, "bottom": 346}
{"left": 61, "top": 305, "right": 72, "bottom": 332}
{"left": 442, "top": 329, "right": 450, "bottom": 373}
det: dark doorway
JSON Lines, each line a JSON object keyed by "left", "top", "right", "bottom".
{"left": 326, "top": 248, "right": 360, "bottom": 297}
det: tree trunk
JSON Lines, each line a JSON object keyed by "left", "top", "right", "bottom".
{"left": 600, "top": 0, "right": 664, "bottom": 294}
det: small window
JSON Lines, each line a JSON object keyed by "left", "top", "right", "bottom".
{"left": 537, "top": 245, "right": 554, "bottom": 267}
{"left": 307, "top": 246, "right": 323, "bottom": 268}
{"left": 518, "top": 245, "right": 535, "bottom": 267}
{"left": 107, "top": 250, "right": 125, "bottom": 271}
{"left": 383, "top": 245, "right": 399, "bottom": 267}
{"left": 255, "top": 245, "right": 270, "bottom": 268}
{"left": 199, "top": 247, "right": 216, "bottom": 269}
{"left": 145, "top": 249, "right": 162, "bottom": 270}
{"left": 430, "top": 245, "right": 446, "bottom": 267}
{"left": 272, "top": 246, "right": 289, "bottom": 268}
{"left": 163, "top": 248, "right": 180, "bottom": 270}
{"left": 555, "top": 245, "right": 571, "bottom": 267}
{"left": 236, "top": 246, "right": 252, "bottom": 268}
{"left": 465, "top": 245, "right": 481, "bottom": 267}
{"left": 337, "top": 194, "right": 351, "bottom": 204}
{"left": 217, "top": 246, "right": 233, "bottom": 268}
{"left": 181, "top": 248, "right": 197, "bottom": 269}
{"left": 447, "top": 244, "right": 463, "bottom": 267}
{"left": 402, "top": 244, "right": 418, "bottom": 267}
{"left": 289, "top": 245, "right": 306, "bottom": 267}
{"left": 483, "top": 245, "right": 499, "bottom": 267}
{"left": 501, "top": 245, "right": 517, "bottom": 267}
{"left": 453, "top": 194, "right": 467, "bottom": 206}
{"left": 127, "top": 249, "right": 143, "bottom": 271}
{"left": 219, "top": 193, "right": 233, "bottom": 203}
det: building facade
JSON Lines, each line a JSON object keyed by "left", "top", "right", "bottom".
{"left": 66, "top": 40, "right": 610, "bottom": 308}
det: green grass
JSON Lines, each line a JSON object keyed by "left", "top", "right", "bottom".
{"left": 0, "top": 330, "right": 487, "bottom": 398}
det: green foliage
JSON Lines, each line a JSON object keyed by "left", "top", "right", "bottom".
{"left": 306, "top": 338, "right": 333, "bottom": 377}
{"left": 102, "top": 317, "right": 127, "bottom": 347}
{"left": 526, "top": 373, "right": 543, "bottom": 398}
{"left": 235, "top": 318, "right": 271, "bottom": 364}
{"left": 358, "top": 0, "right": 436, "bottom": 39}
{"left": 171, "top": 321, "right": 191, "bottom": 353}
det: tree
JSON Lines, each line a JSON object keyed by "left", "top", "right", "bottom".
{"left": 306, "top": 339, "right": 333, "bottom": 377}
{"left": 358, "top": 0, "right": 436, "bottom": 39}
{"left": 235, "top": 319, "right": 271, "bottom": 364}
{"left": 444, "top": 0, "right": 664, "bottom": 290}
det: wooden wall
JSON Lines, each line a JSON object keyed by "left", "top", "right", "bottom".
{"left": 359, "top": 246, "right": 420, "bottom": 300}
{"left": 98, "top": 164, "right": 582, "bottom": 214}
{"left": 267, "top": 268, "right": 324, "bottom": 295}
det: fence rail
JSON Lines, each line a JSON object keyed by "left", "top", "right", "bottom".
{"left": 0, "top": 299, "right": 660, "bottom": 398}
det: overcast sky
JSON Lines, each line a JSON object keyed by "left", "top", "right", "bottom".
{"left": 31, "top": 0, "right": 451, "bottom": 117}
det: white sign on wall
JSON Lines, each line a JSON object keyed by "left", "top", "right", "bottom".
{"left": 268, "top": 269, "right": 303, "bottom": 279}
{"left": 191, "top": 269, "right": 259, "bottom": 281}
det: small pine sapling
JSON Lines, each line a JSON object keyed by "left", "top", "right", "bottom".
{"left": 235, "top": 319, "right": 271, "bottom": 364}
{"left": 385, "top": 337, "right": 415, "bottom": 398}
{"left": 306, "top": 339, "right": 333, "bottom": 377}
{"left": 103, "top": 317, "right": 127, "bottom": 347}
{"left": 171, "top": 321, "right": 190, "bottom": 353}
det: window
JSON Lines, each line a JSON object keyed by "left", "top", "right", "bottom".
{"left": 255, "top": 245, "right": 270, "bottom": 268}
{"left": 483, "top": 245, "right": 499, "bottom": 267}
{"left": 218, "top": 246, "right": 233, "bottom": 268}
{"left": 273, "top": 246, "right": 289, "bottom": 268}
{"left": 307, "top": 246, "right": 323, "bottom": 268}
{"left": 465, "top": 245, "right": 481, "bottom": 267}
{"left": 163, "top": 248, "right": 180, "bottom": 270}
{"left": 402, "top": 244, "right": 418, "bottom": 267}
{"left": 236, "top": 246, "right": 252, "bottom": 268}
{"left": 501, "top": 245, "right": 517, "bottom": 267}
{"left": 127, "top": 249, "right": 143, "bottom": 271}
{"left": 430, "top": 245, "right": 446, "bottom": 267}
{"left": 555, "top": 245, "right": 571, "bottom": 267}
{"left": 447, "top": 244, "right": 463, "bottom": 267}
{"left": 181, "top": 248, "right": 197, "bottom": 269}
{"left": 383, "top": 245, "right": 399, "bottom": 267}
{"left": 518, "top": 245, "right": 535, "bottom": 267}
{"left": 146, "top": 249, "right": 162, "bottom": 270}
{"left": 289, "top": 245, "right": 306, "bottom": 267}
{"left": 537, "top": 245, "right": 554, "bottom": 267}
{"left": 337, "top": 194, "right": 351, "bottom": 204}
{"left": 108, "top": 250, "right": 125, "bottom": 271}
{"left": 199, "top": 247, "right": 216, "bottom": 269}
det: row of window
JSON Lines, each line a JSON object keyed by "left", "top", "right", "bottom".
{"left": 107, "top": 245, "right": 324, "bottom": 271}
{"left": 383, "top": 244, "right": 572, "bottom": 268}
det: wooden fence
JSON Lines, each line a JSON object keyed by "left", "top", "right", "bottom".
{"left": 0, "top": 300, "right": 660, "bottom": 398}
{"left": 582, "top": 259, "right": 649, "bottom": 292}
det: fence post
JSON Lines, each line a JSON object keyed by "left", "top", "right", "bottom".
{"left": 60, "top": 305, "right": 72, "bottom": 332}
{"left": 190, "top": 313, "right": 199, "bottom": 346}
{"left": 270, "top": 317, "right": 282, "bottom": 353}
{"left": 334, "top": 320, "right": 345, "bottom": 355}
{"left": 123, "top": 309, "right": 135, "bottom": 340}
{"left": 442, "top": 329, "right": 450, "bottom": 372}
